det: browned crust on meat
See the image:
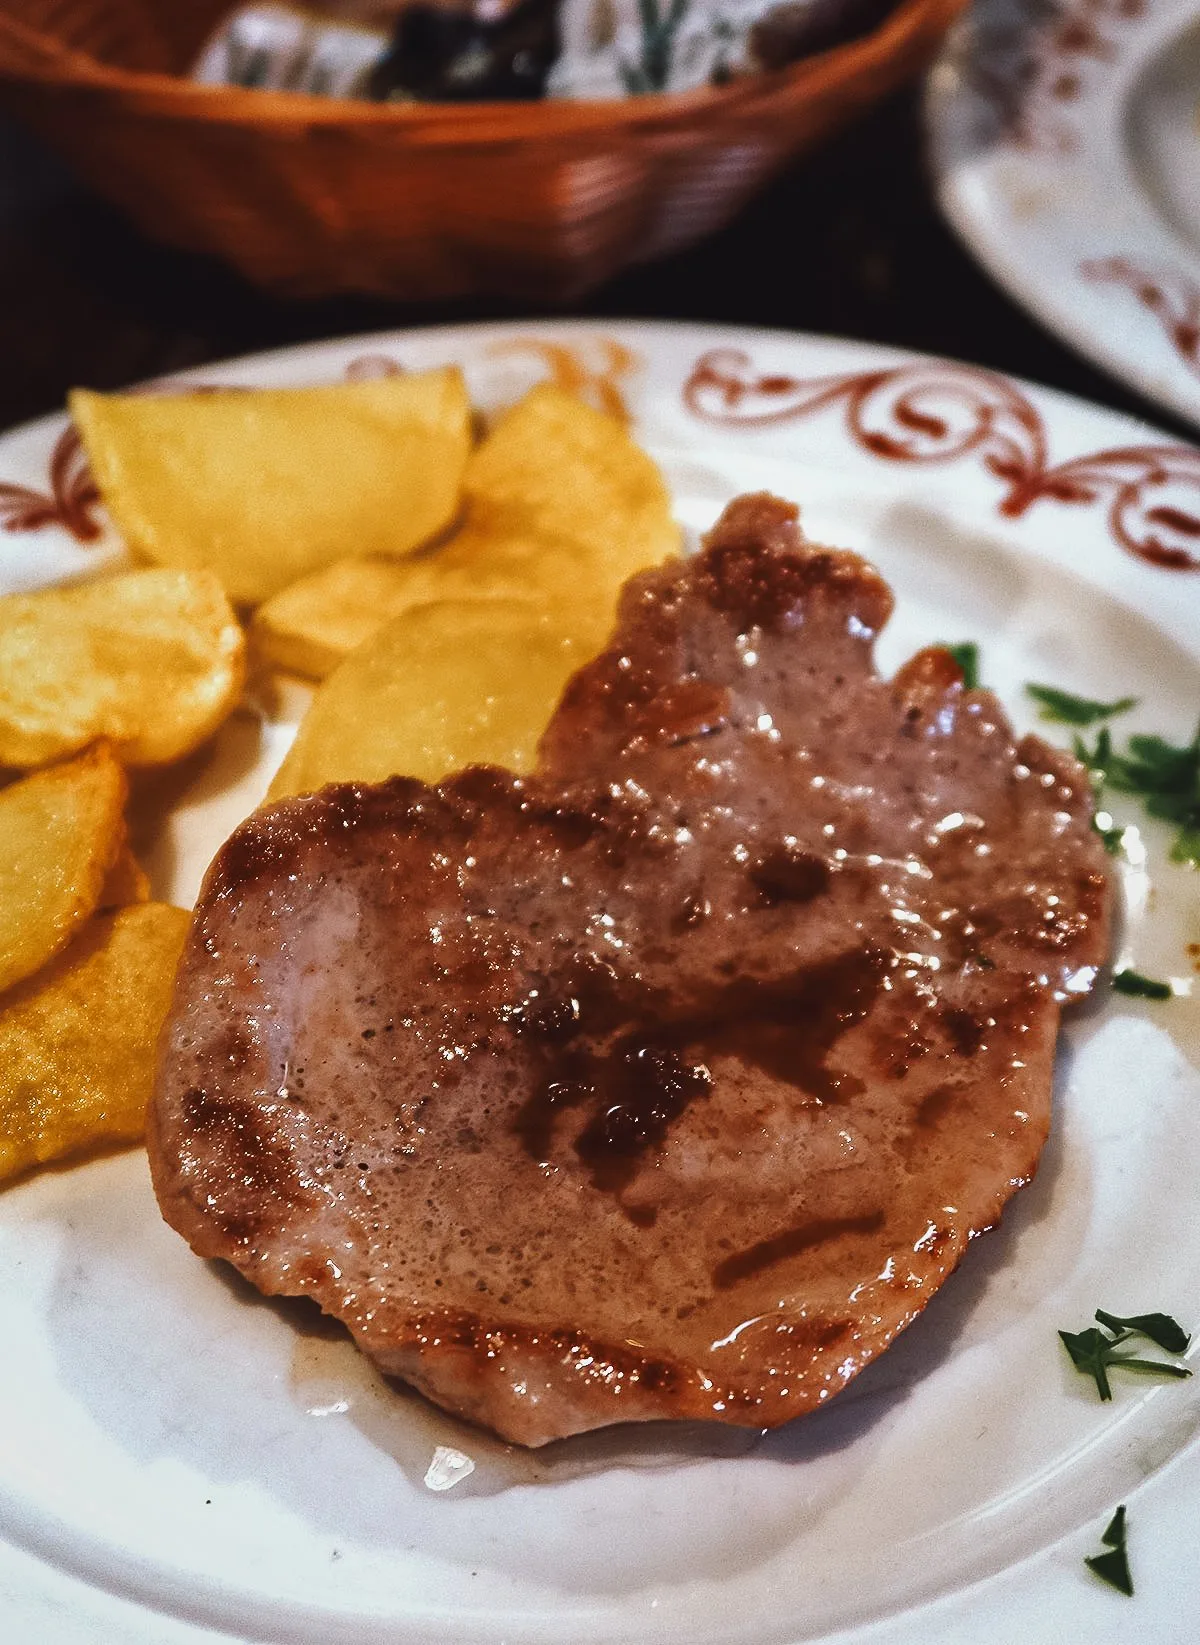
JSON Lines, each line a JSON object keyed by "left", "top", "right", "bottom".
{"left": 149, "top": 493, "right": 1109, "bottom": 1446}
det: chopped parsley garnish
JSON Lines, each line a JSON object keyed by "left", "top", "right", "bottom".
{"left": 1025, "top": 684, "right": 1138, "bottom": 726}
{"left": 1111, "top": 969, "right": 1173, "bottom": 1001}
{"left": 1093, "top": 1311, "right": 1191, "bottom": 1353}
{"left": 1074, "top": 720, "right": 1200, "bottom": 868}
{"left": 1059, "top": 1309, "right": 1192, "bottom": 1400}
{"left": 1085, "top": 1505, "right": 1133, "bottom": 1596}
{"left": 943, "top": 642, "right": 979, "bottom": 689}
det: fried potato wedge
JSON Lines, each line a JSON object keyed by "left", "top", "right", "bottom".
{"left": 268, "top": 599, "right": 590, "bottom": 797}
{"left": 97, "top": 844, "right": 151, "bottom": 910}
{"left": 464, "top": 381, "right": 676, "bottom": 556}
{"left": 71, "top": 369, "right": 472, "bottom": 603}
{"left": 0, "top": 903, "right": 190, "bottom": 1183}
{"left": 252, "top": 384, "right": 678, "bottom": 680}
{"left": 0, "top": 568, "right": 245, "bottom": 767}
{"left": 0, "top": 744, "right": 128, "bottom": 994}
{"left": 251, "top": 556, "right": 416, "bottom": 680}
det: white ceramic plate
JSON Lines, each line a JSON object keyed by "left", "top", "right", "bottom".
{"left": 926, "top": 0, "right": 1200, "bottom": 431}
{"left": 0, "top": 320, "right": 1197, "bottom": 1645}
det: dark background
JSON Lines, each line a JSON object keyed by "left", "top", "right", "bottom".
{"left": 0, "top": 84, "right": 1190, "bottom": 439}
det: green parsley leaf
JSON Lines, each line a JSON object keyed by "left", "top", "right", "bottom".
{"left": 1101, "top": 1356, "right": 1192, "bottom": 1382}
{"left": 1125, "top": 732, "right": 1198, "bottom": 784}
{"left": 1095, "top": 1310, "right": 1191, "bottom": 1354}
{"left": 1085, "top": 1505, "right": 1133, "bottom": 1596}
{"left": 1116, "top": 725, "right": 1200, "bottom": 811}
{"left": 1059, "top": 1327, "right": 1116, "bottom": 1400}
{"left": 1060, "top": 1312, "right": 1193, "bottom": 1399}
{"left": 941, "top": 642, "right": 979, "bottom": 689}
{"left": 1073, "top": 724, "right": 1113, "bottom": 781}
{"left": 1025, "top": 684, "right": 1138, "bottom": 726}
{"left": 1112, "top": 969, "right": 1173, "bottom": 1001}
{"left": 1100, "top": 1504, "right": 1127, "bottom": 1548}
{"left": 1072, "top": 719, "right": 1200, "bottom": 867}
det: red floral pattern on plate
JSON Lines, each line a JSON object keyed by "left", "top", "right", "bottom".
{"left": 8, "top": 343, "right": 1197, "bottom": 572}
{"left": 0, "top": 379, "right": 234, "bottom": 551}
{"left": 684, "top": 348, "right": 1200, "bottom": 571}
{"left": 0, "top": 425, "right": 102, "bottom": 545}
{"left": 960, "top": 0, "right": 1147, "bottom": 152}
{"left": 486, "top": 337, "right": 637, "bottom": 421}
{"left": 1081, "top": 258, "right": 1200, "bottom": 380}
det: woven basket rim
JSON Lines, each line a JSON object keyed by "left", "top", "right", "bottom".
{"left": 0, "top": 0, "right": 956, "bottom": 135}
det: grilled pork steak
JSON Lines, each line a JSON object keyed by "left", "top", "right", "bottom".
{"left": 150, "top": 495, "right": 1110, "bottom": 1446}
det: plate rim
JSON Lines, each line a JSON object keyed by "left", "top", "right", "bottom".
{"left": 924, "top": 0, "right": 1200, "bottom": 432}
{"left": 0, "top": 314, "right": 1196, "bottom": 1645}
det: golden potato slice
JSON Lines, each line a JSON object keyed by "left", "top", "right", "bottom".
{"left": 253, "top": 384, "right": 677, "bottom": 680}
{"left": 71, "top": 368, "right": 472, "bottom": 603}
{"left": 268, "top": 599, "right": 590, "bottom": 797}
{"left": 251, "top": 557, "right": 416, "bottom": 680}
{"left": 0, "top": 568, "right": 245, "bottom": 767}
{"left": 97, "top": 844, "right": 151, "bottom": 910}
{"left": 0, "top": 903, "right": 190, "bottom": 1183}
{"left": 343, "top": 382, "right": 678, "bottom": 617}
{"left": 0, "top": 744, "right": 127, "bottom": 995}
{"left": 464, "top": 381, "right": 675, "bottom": 554}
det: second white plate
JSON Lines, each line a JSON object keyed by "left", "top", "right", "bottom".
{"left": 926, "top": 0, "right": 1200, "bottom": 430}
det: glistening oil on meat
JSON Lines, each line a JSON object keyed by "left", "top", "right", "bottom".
{"left": 148, "top": 494, "right": 1110, "bottom": 1447}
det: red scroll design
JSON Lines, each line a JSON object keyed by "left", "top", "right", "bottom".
{"left": 961, "top": 0, "right": 1147, "bottom": 152}
{"left": 0, "top": 425, "right": 102, "bottom": 544}
{"left": 1081, "top": 258, "right": 1200, "bottom": 380}
{"left": 683, "top": 348, "right": 1200, "bottom": 572}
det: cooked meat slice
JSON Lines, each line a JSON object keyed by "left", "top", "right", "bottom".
{"left": 149, "top": 494, "right": 1110, "bottom": 1446}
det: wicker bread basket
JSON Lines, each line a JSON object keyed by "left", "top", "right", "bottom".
{"left": 0, "top": 0, "right": 963, "bottom": 302}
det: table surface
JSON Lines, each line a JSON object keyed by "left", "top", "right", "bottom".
{"left": 0, "top": 83, "right": 1191, "bottom": 441}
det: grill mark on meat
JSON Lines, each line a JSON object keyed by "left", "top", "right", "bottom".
{"left": 572, "top": 1045, "right": 712, "bottom": 1192}
{"left": 216, "top": 773, "right": 446, "bottom": 894}
{"left": 514, "top": 946, "right": 887, "bottom": 1197}
{"left": 178, "top": 1087, "right": 310, "bottom": 1243}
{"left": 695, "top": 949, "right": 888, "bottom": 1099}
{"left": 392, "top": 1309, "right": 688, "bottom": 1398}
{"left": 150, "top": 491, "right": 1111, "bottom": 1446}
{"left": 913, "top": 1082, "right": 961, "bottom": 1131}
{"left": 749, "top": 845, "right": 832, "bottom": 906}
{"left": 943, "top": 1007, "right": 988, "bottom": 1057}
{"left": 713, "top": 1212, "right": 888, "bottom": 1289}
{"left": 768, "top": 1315, "right": 853, "bottom": 1352}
